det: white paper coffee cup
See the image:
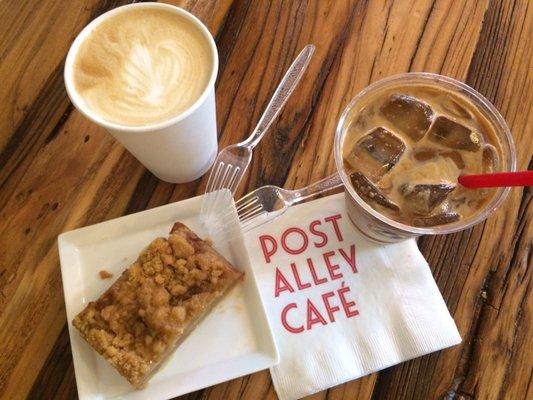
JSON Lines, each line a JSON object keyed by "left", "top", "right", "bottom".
{"left": 64, "top": 3, "right": 219, "bottom": 183}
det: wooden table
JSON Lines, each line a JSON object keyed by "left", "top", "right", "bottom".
{"left": 0, "top": 0, "right": 531, "bottom": 399}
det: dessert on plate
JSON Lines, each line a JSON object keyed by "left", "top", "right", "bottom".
{"left": 73, "top": 222, "right": 243, "bottom": 388}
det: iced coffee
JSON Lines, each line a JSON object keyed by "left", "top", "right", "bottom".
{"left": 342, "top": 83, "right": 504, "bottom": 227}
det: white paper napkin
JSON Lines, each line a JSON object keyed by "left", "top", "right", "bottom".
{"left": 244, "top": 193, "right": 461, "bottom": 400}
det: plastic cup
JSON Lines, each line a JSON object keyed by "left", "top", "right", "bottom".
{"left": 64, "top": 3, "right": 219, "bottom": 183}
{"left": 334, "top": 73, "right": 516, "bottom": 243}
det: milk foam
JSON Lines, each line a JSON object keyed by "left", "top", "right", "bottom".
{"left": 73, "top": 8, "right": 212, "bottom": 126}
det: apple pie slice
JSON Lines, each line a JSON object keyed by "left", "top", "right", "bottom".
{"left": 73, "top": 222, "right": 243, "bottom": 388}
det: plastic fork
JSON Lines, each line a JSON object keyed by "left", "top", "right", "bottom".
{"left": 235, "top": 172, "right": 343, "bottom": 233}
{"left": 201, "top": 44, "right": 315, "bottom": 225}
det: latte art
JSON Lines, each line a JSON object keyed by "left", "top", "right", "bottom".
{"left": 73, "top": 8, "right": 212, "bottom": 126}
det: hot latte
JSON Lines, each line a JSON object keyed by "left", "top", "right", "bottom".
{"left": 72, "top": 7, "right": 213, "bottom": 126}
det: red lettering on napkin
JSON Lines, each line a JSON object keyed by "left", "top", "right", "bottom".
{"left": 259, "top": 234, "right": 277, "bottom": 263}
{"left": 339, "top": 244, "right": 357, "bottom": 273}
{"left": 281, "top": 303, "right": 304, "bottom": 334}
{"left": 281, "top": 227, "right": 309, "bottom": 255}
{"left": 275, "top": 268, "right": 294, "bottom": 297}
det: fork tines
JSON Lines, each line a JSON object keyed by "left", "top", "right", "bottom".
{"left": 235, "top": 195, "right": 264, "bottom": 220}
{"left": 209, "top": 192, "right": 266, "bottom": 237}
{"left": 201, "top": 161, "right": 241, "bottom": 218}
{"left": 234, "top": 194, "right": 268, "bottom": 230}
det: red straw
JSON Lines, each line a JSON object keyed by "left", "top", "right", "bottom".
{"left": 458, "top": 171, "right": 533, "bottom": 188}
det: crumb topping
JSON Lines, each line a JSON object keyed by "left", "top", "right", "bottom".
{"left": 73, "top": 225, "right": 242, "bottom": 388}
{"left": 99, "top": 270, "right": 113, "bottom": 279}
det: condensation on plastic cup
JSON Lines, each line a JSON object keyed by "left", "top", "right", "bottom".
{"left": 334, "top": 73, "right": 517, "bottom": 243}
{"left": 64, "top": 2, "right": 219, "bottom": 183}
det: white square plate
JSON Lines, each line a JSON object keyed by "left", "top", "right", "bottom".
{"left": 58, "top": 193, "right": 279, "bottom": 400}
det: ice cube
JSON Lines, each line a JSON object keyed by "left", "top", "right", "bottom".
{"left": 357, "top": 127, "right": 406, "bottom": 165}
{"left": 442, "top": 150, "right": 465, "bottom": 169}
{"left": 440, "top": 97, "right": 471, "bottom": 119}
{"left": 413, "top": 212, "right": 460, "bottom": 227}
{"left": 401, "top": 183, "right": 455, "bottom": 215}
{"left": 413, "top": 147, "right": 439, "bottom": 162}
{"left": 380, "top": 94, "right": 433, "bottom": 141}
{"left": 482, "top": 144, "right": 499, "bottom": 173}
{"left": 350, "top": 172, "right": 400, "bottom": 211}
{"left": 344, "top": 127, "right": 406, "bottom": 181}
{"left": 427, "top": 116, "right": 483, "bottom": 152}
{"left": 350, "top": 105, "right": 374, "bottom": 131}
{"left": 413, "top": 148, "right": 465, "bottom": 169}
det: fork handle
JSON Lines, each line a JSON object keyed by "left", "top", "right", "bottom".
{"left": 288, "top": 172, "right": 343, "bottom": 204}
{"left": 241, "top": 44, "right": 315, "bottom": 149}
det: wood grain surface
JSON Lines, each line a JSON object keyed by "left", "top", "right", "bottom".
{"left": 0, "top": 0, "right": 531, "bottom": 399}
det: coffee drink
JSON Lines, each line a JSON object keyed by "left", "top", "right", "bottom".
{"left": 72, "top": 7, "right": 213, "bottom": 126}
{"left": 342, "top": 83, "right": 504, "bottom": 227}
